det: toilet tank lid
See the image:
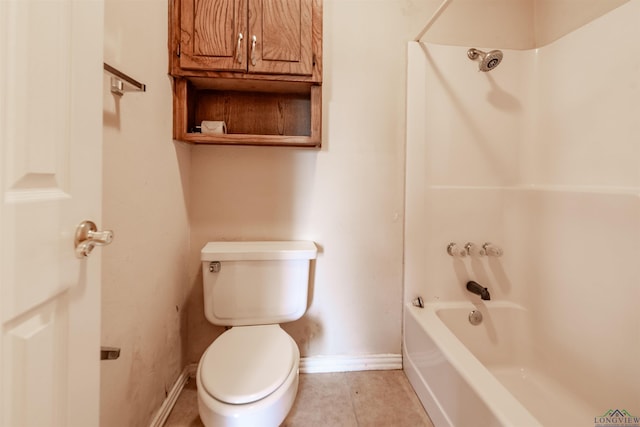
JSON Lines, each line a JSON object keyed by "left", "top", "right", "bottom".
{"left": 201, "top": 241, "right": 317, "bottom": 261}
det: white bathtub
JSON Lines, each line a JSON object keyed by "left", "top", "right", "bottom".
{"left": 403, "top": 301, "right": 598, "bottom": 427}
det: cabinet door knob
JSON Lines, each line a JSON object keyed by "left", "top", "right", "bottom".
{"left": 236, "top": 32, "right": 244, "bottom": 64}
{"left": 251, "top": 35, "right": 257, "bottom": 66}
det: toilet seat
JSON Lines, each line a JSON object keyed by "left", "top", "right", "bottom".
{"left": 199, "top": 325, "right": 296, "bottom": 405}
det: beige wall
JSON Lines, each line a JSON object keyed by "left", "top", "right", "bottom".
{"left": 101, "top": 1, "right": 190, "bottom": 426}
{"left": 186, "top": 0, "right": 415, "bottom": 362}
{"left": 419, "top": 0, "right": 628, "bottom": 49}
{"left": 533, "top": 0, "right": 629, "bottom": 46}
{"left": 422, "top": 0, "right": 535, "bottom": 49}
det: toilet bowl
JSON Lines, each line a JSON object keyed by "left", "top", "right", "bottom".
{"left": 196, "top": 325, "right": 300, "bottom": 427}
{"left": 198, "top": 241, "right": 317, "bottom": 427}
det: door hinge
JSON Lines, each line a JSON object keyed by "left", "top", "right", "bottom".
{"left": 176, "top": 43, "right": 180, "bottom": 57}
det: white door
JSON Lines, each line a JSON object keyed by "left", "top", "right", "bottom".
{"left": 0, "top": 0, "right": 105, "bottom": 426}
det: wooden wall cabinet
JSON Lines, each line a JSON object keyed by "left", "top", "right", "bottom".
{"left": 169, "top": 0, "right": 322, "bottom": 147}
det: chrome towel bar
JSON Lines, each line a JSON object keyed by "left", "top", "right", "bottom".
{"left": 103, "top": 62, "right": 146, "bottom": 96}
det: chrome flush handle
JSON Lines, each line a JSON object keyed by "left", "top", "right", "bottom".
{"left": 75, "top": 220, "right": 114, "bottom": 258}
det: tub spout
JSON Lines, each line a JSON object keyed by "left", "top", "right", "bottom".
{"left": 466, "top": 280, "right": 491, "bottom": 300}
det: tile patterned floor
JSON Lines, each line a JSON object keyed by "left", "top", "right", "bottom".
{"left": 164, "top": 370, "right": 434, "bottom": 427}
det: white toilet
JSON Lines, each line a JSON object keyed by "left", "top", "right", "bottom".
{"left": 197, "top": 241, "right": 317, "bottom": 427}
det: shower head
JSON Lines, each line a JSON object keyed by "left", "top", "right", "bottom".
{"left": 467, "top": 48, "right": 503, "bottom": 72}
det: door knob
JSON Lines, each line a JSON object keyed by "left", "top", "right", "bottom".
{"left": 74, "top": 220, "right": 113, "bottom": 258}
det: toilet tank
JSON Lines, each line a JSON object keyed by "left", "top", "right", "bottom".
{"left": 201, "top": 241, "right": 317, "bottom": 326}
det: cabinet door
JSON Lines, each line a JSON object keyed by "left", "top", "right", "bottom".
{"left": 180, "top": 0, "right": 247, "bottom": 71}
{"left": 248, "top": 0, "right": 313, "bottom": 75}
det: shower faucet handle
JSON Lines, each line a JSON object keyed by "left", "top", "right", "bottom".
{"left": 447, "top": 243, "right": 467, "bottom": 258}
{"left": 483, "top": 242, "right": 503, "bottom": 257}
{"left": 464, "top": 242, "right": 486, "bottom": 257}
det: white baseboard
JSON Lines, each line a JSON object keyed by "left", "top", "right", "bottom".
{"left": 148, "top": 364, "right": 197, "bottom": 427}
{"left": 150, "top": 354, "right": 402, "bottom": 426}
{"left": 299, "top": 354, "right": 402, "bottom": 374}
